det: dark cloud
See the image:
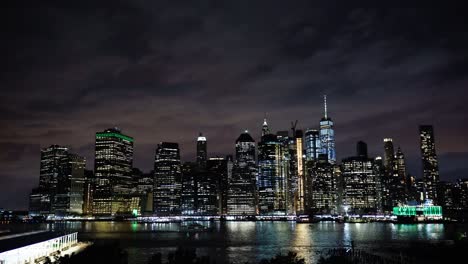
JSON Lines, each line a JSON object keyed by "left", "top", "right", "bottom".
{"left": 1, "top": 4, "right": 468, "bottom": 209}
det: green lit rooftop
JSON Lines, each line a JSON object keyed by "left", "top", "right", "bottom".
{"left": 96, "top": 132, "right": 134, "bottom": 142}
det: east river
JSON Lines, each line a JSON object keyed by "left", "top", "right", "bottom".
{"left": 4, "top": 221, "right": 468, "bottom": 264}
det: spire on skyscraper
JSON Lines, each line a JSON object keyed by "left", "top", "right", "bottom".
{"left": 324, "top": 95, "right": 328, "bottom": 119}
{"left": 262, "top": 113, "right": 270, "bottom": 136}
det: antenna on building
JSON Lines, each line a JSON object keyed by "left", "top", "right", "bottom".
{"left": 324, "top": 95, "right": 328, "bottom": 119}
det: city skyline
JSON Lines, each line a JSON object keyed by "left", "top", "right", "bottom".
{"left": 1, "top": 110, "right": 464, "bottom": 210}
{"left": 1, "top": 6, "right": 468, "bottom": 211}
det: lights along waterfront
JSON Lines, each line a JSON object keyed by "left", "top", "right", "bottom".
{"left": 3, "top": 221, "right": 467, "bottom": 264}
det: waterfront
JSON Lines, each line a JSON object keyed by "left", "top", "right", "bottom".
{"left": 3, "top": 221, "right": 468, "bottom": 264}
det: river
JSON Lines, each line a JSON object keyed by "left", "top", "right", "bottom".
{"left": 3, "top": 221, "right": 468, "bottom": 264}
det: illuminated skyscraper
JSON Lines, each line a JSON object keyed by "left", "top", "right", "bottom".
{"left": 262, "top": 115, "right": 270, "bottom": 136}
{"left": 93, "top": 128, "right": 134, "bottom": 215}
{"left": 341, "top": 142, "right": 378, "bottom": 214}
{"left": 153, "top": 142, "right": 182, "bottom": 215}
{"left": 382, "top": 138, "right": 395, "bottom": 210}
{"left": 257, "top": 132, "right": 287, "bottom": 215}
{"left": 420, "top": 125, "right": 440, "bottom": 204}
{"left": 196, "top": 133, "right": 207, "bottom": 168}
{"left": 54, "top": 153, "right": 86, "bottom": 216}
{"left": 227, "top": 131, "right": 257, "bottom": 215}
{"left": 395, "top": 147, "right": 407, "bottom": 188}
{"left": 295, "top": 129, "right": 305, "bottom": 213}
{"left": 29, "top": 145, "right": 86, "bottom": 216}
{"left": 319, "top": 95, "right": 336, "bottom": 164}
{"left": 383, "top": 138, "right": 395, "bottom": 170}
{"left": 306, "top": 154, "right": 336, "bottom": 214}
{"left": 207, "top": 157, "right": 229, "bottom": 215}
{"left": 304, "top": 129, "right": 320, "bottom": 161}
{"left": 277, "top": 131, "right": 294, "bottom": 215}
{"left": 38, "top": 145, "right": 69, "bottom": 213}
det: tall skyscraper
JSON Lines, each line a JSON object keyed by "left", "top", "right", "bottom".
{"left": 257, "top": 133, "right": 287, "bottom": 215}
{"left": 306, "top": 154, "right": 336, "bottom": 214}
{"left": 153, "top": 142, "right": 182, "bottom": 216}
{"left": 181, "top": 162, "right": 197, "bottom": 215}
{"left": 227, "top": 131, "right": 257, "bottom": 215}
{"left": 29, "top": 145, "right": 86, "bottom": 216}
{"left": 196, "top": 133, "right": 207, "bottom": 168}
{"left": 319, "top": 95, "right": 336, "bottom": 164}
{"left": 262, "top": 115, "right": 270, "bottom": 136}
{"left": 277, "top": 131, "right": 294, "bottom": 215}
{"left": 38, "top": 144, "right": 69, "bottom": 213}
{"left": 373, "top": 156, "right": 385, "bottom": 213}
{"left": 304, "top": 129, "right": 320, "bottom": 161}
{"left": 295, "top": 129, "right": 305, "bottom": 213}
{"left": 383, "top": 138, "right": 395, "bottom": 170}
{"left": 54, "top": 153, "right": 86, "bottom": 216}
{"left": 382, "top": 138, "right": 395, "bottom": 210}
{"left": 207, "top": 157, "right": 229, "bottom": 215}
{"left": 341, "top": 142, "right": 378, "bottom": 214}
{"left": 420, "top": 125, "right": 440, "bottom": 204}
{"left": 395, "top": 147, "right": 407, "bottom": 187}
{"left": 93, "top": 128, "right": 134, "bottom": 215}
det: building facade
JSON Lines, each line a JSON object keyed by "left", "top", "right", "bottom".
{"left": 93, "top": 128, "right": 134, "bottom": 216}
{"left": 420, "top": 125, "right": 440, "bottom": 204}
{"left": 227, "top": 131, "right": 257, "bottom": 216}
{"left": 153, "top": 142, "right": 182, "bottom": 216}
{"left": 319, "top": 96, "right": 336, "bottom": 164}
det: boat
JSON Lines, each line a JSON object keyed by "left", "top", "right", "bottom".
{"left": 296, "top": 215, "right": 319, "bottom": 223}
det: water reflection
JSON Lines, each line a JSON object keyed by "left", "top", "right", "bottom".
{"left": 2, "top": 221, "right": 460, "bottom": 264}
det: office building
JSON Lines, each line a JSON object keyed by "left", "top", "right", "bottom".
{"left": 227, "top": 131, "right": 257, "bottom": 215}
{"left": 306, "top": 154, "right": 336, "bottom": 214}
{"left": 341, "top": 142, "right": 378, "bottom": 214}
{"left": 93, "top": 128, "right": 134, "bottom": 215}
{"left": 305, "top": 129, "right": 320, "bottom": 161}
{"left": 257, "top": 131, "right": 287, "bottom": 215}
{"left": 153, "top": 142, "right": 182, "bottom": 216}
{"left": 319, "top": 95, "right": 336, "bottom": 164}
{"left": 420, "top": 125, "right": 440, "bottom": 204}
{"left": 196, "top": 133, "right": 207, "bottom": 168}
{"left": 207, "top": 157, "right": 230, "bottom": 215}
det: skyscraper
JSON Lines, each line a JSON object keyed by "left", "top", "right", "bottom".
{"left": 54, "top": 153, "right": 86, "bottom": 216}
{"left": 29, "top": 145, "right": 86, "bottom": 216}
{"left": 382, "top": 138, "right": 395, "bottom": 210}
{"left": 420, "top": 125, "right": 440, "bottom": 204}
{"left": 319, "top": 95, "right": 336, "bottom": 164}
{"left": 383, "top": 138, "right": 395, "bottom": 170}
{"left": 181, "top": 162, "right": 197, "bottom": 215}
{"left": 227, "top": 131, "right": 257, "bottom": 216}
{"left": 257, "top": 132, "right": 287, "bottom": 215}
{"left": 277, "top": 131, "right": 294, "bottom": 215}
{"left": 395, "top": 147, "right": 407, "bottom": 190}
{"left": 295, "top": 129, "right": 305, "bottom": 213}
{"left": 196, "top": 133, "right": 207, "bottom": 168}
{"left": 341, "top": 142, "right": 378, "bottom": 214}
{"left": 304, "top": 129, "right": 320, "bottom": 161}
{"left": 262, "top": 116, "right": 270, "bottom": 136}
{"left": 207, "top": 157, "right": 230, "bottom": 215}
{"left": 38, "top": 144, "right": 69, "bottom": 213}
{"left": 93, "top": 128, "right": 134, "bottom": 215}
{"left": 153, "top": 142, "right": 182, "bottom": 216}
{"left": 306, "top": 154, "right": 336, "bottom": 214}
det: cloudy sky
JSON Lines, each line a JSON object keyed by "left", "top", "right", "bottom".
{"left": 1, "top": 3, "right": 468, "bottom": 209}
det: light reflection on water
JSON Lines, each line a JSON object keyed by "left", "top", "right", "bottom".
{"left": 4, "top": 221, "right": 466, "bottom": 264}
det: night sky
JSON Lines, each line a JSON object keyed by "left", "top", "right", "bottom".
{"left": 1, "top": 3, "right": 468, "bottom": 210}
